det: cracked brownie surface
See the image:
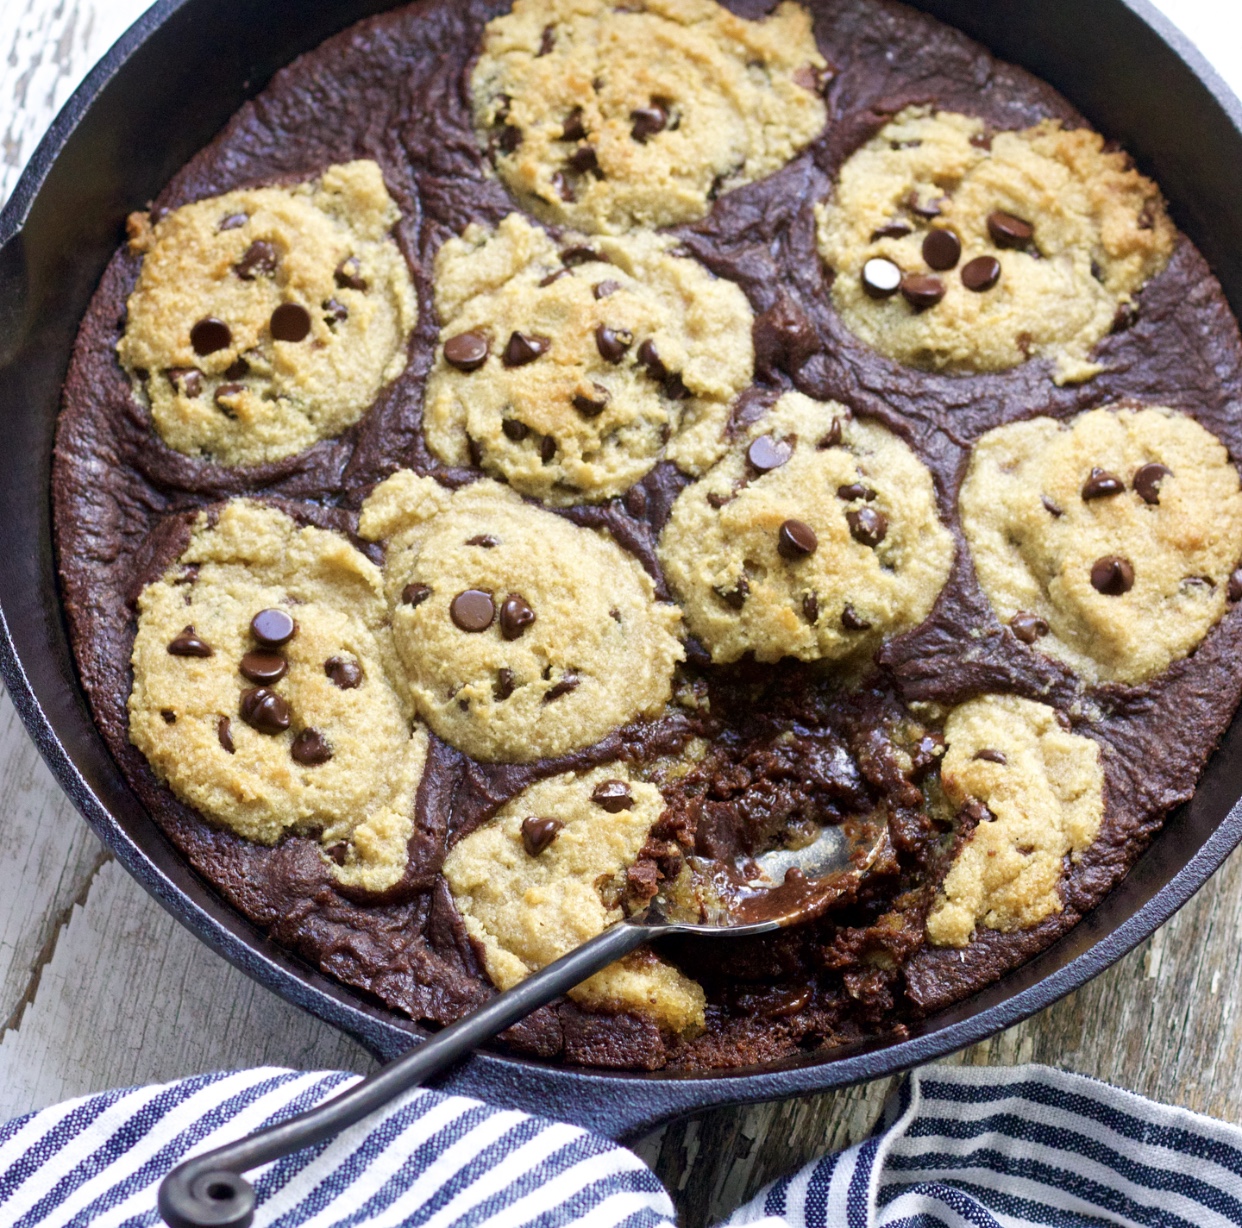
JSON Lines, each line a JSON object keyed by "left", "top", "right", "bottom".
{"left": 52, "top": 0, "right": 1242, "bottom": 1072}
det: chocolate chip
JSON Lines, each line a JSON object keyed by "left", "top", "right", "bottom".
{"left": 1134, "top": 462, "right": 1173, "bottom": 505}
{"left": 500, "top": 594, "right": 536, "bottom": 640}
{"left": 1010, "top": 612, "right": 1049, "bottom": 644}
{"left": 325, "top": 656, "right": 362, "bottom": 689}
{"left": 922, "top": 228, "right": 961, "bottom": 270}
{"left": 335, "top": 257, "right": 367, "bottom": 291}
{"left": 567, "top": 145, "right": 600, "bottom": 176}
{"left": 539, "top": 269, "right": 572, "bottom": 288}
{"left": 841, "top": 604, "right": 871, "bottom": 631}
{"left": 251, "top": 608, "right": 297, "bottom": 647}
{"left": 521, "top": 815, "right": 564, "bottom": 856}
{"left": 970, "top": 130, "right": 994, "bottom": 150}
{"left": 1230, "top": 570, "right": 1242, "bottom": 602}
{"left": 217, "top": 716, "right": 235, "bottom": 753}
{"left": 637, "top": 338, "right": 668, "bottom": 380}
{"left": 974, "top": 748, "right": 1007, "bottom": 764}
{"left": 909, "top": 194, "right": 944, "bottom": 218}
{"left": 224, "top": 356, "right": 249, "bottom": 380}
{"left": 190, "top": 317, "right": 231, "bottom": 356}
{"left": 747, "top": 435, "right": 792, "bottom": 473}
{"left": 860, "top": 257, "right": 902, "bottom": 299}
{"left": 715, "top": 576, "right": 749, "bottom": 609}
{"left": 169, "top": 368, "right": 203, "bottom": 397}
{"left": 291, "top": 728, "right": 332, "bottom": 766}
{"left": 467, "top": 534, "right": 499, "bottom": 548}
{"left": 961, "top": 255, "right": 1001, "bottom": 292}
{"left": 444, "top": 331, "right": 490, "bottom": 372}
{"left": 1082, "top": 467, "right": 1125, "bottom": 500}
{"left": 402, "top": 582, "right": 431, "bottom": 607}
{"left": 218, "top": 213, "right": 248, "bottom": 231}
{"left": 271, "top": 303, "right": 311, "bottom": 343}
{"left": 592, "top": 779, "right": 633, "bottom": 812}
{"left": 778, "top": 519, "right": 818, "bottom": 559}
{"left": 215, "top": 382, "right": 245, "bottom": 406}
{"left": 234, "top": 240, "right": 278, "bottom": 280}
{"left": 847, "top": 506, "right": 888, "bottom": 548}
{"left": 900, "top": 274, "right": 946, "bottom": 309}
{"left": 573, "top": 383, "right": 611, "bottom": 416}
{"left": 168, "top": 626, "right": 213, "bottom": 657}
{"left": 497, "top": 125, "right": 522, "bottom": 155}
{"left": 1042, "top": 496, "right": 1063, "bottom": 518}
{"left": 240, "top": 651, "right": 288, "bottom": 685}
{"left": 870, "top": 222, "right": 912, "bottom": 241}
{"left": 988, "top": 210, "right": 1034, "bottom": 248}
{"left": 818, "top": 420, "right": 843, "bottom": 449}
{"left": 161, "top": 709, "right": 176, "bottom": 724}
{"left": 595, "top": 324, "right": 632, "bottom": 363}
{"left": 494, "top": 668, "right": 516, "bottom": 701}
{"left": 324, "top": 298, "right": 348, "bottom": 324}
{"left": 326, "top": 843, "right": 348, "bottom": 866}
{"left": 836, "top": 483, "right": 874, "bottom": 502}
{"left": 538, "top": 23, "right": 556, "bottom": 55}
{"left": 593, "top": 280, "right": 622, "bottom": 300}
{"left": 561, "top": 246, "right": 601, "bottom": 267}
{"left": 239, "top": 687, "right": 291, "bottom": 734}
{"left": 543, "top": 673, "right": 580, "bottom": 702}
{"left": 802, "top": 593, "right": 819, "bottom": 624}
{"left": 541, "top": 436, "right": 557, "bottom": 463}
{"left": 561, "top": 107, "right": 586, "bottom": 141}
{"left": 630, "top": 102, "right": 668, "bottom": 143}
{"left": 503, "top": 331, "right": 550, "bottom": 367}
{"left": 451, "top": 589, "right": 495, "bottom": 632}
{"left": 1091, "top": 556, "right": 1135, "bottom": 595}
{"left": 495, "top": 419, "right": 527, "bottom": 444}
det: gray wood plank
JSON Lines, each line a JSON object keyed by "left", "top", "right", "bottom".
{"left": 0, "top": 858, "right": 376, "bottom": 1119}
{"left": 0, "top": 689, "right": 107, "bottom": 1031}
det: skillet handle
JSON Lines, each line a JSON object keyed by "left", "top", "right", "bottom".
{"left": 156, "top": 919, "right": 654, "bottom": 1228}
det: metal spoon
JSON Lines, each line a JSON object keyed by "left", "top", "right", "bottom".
{"left": 158, "top": 819, "right": 887, "bottom": 1228}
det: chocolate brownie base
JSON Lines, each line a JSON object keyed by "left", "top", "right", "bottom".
{"left": 53, "top": 0, "right": 1242, "bottom": 1070}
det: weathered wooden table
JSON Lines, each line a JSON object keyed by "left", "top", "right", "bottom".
{"left": 3, "top": 2, "right": 1241, "bottom": 1222}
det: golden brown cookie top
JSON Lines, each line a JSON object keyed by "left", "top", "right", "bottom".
{"left": 960, "top": 406, "right": 1242, "bottom": 685}
{"left": 816, "top": 109, "right": 1175, "bottom": 384}
{"left": 658, "top": 391, "right": 954, "bottom": 664}
{"left": 359, "top": 472, "right": 684, "bottom": 763}
{"left": 424, "top": 214, "right": 753, "bottom": 504}
{"left": 128, "top": 500, "right": 427, "bottom": 893}
{"left": 926, "top": 694, "right": 1104, "bottom": 947}
{"left": 118, "top": 161, "right": 416, "bottom": 467}
{"left": 443, "top": 763, "right": 705, "bottom": 1033}
{"left": 472, "top": 0, "right": 828, "bottom": 234}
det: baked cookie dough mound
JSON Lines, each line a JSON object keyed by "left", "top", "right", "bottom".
{"left": 128, "top": 500, "right": 428, "bottom": 893}
{"left": 658, "top": 392, "right": 953, "bottom": 664}
{"left": 424, "top": 214, "right": 754, "bottom": 505}
{"left": 471, "top": 0, "right": 827, "bottom": 234}
{"left": 359, "top": 472, "right": 684, "bottom": 762}
{"left": 118, "top": 161, "right": 416, "bottom": 467}
{"left": 926, "top": 694, "right": 1104, "bottom": 947}
{"left": 961, "top": 406, "right": 1242, "bottom": 685}
{"left": 443, "top": 764, "right": 704, "bottom": 1033}
{"left": 815, "top": 108, "right": 1175, "bottom": 385}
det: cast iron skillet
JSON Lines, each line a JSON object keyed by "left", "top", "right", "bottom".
{"left": 2, "top": 0, "right": 1242, "bottom": 1142}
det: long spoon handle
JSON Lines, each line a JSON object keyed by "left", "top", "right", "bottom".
{"left": 158, "top": 920, "right": 655, "bottom": 1228}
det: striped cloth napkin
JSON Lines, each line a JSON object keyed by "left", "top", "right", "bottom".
{"left": 0, "top": 1063, "right": 1238, "bottom": 1226}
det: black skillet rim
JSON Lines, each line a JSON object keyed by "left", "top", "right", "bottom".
{"left": 1, "top": 0, "right": 1241, "bottom": 1140}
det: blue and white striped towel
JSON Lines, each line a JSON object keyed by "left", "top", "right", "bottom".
{"left": 1, "top": 1062, "right": 1239, "bottom": 1226}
